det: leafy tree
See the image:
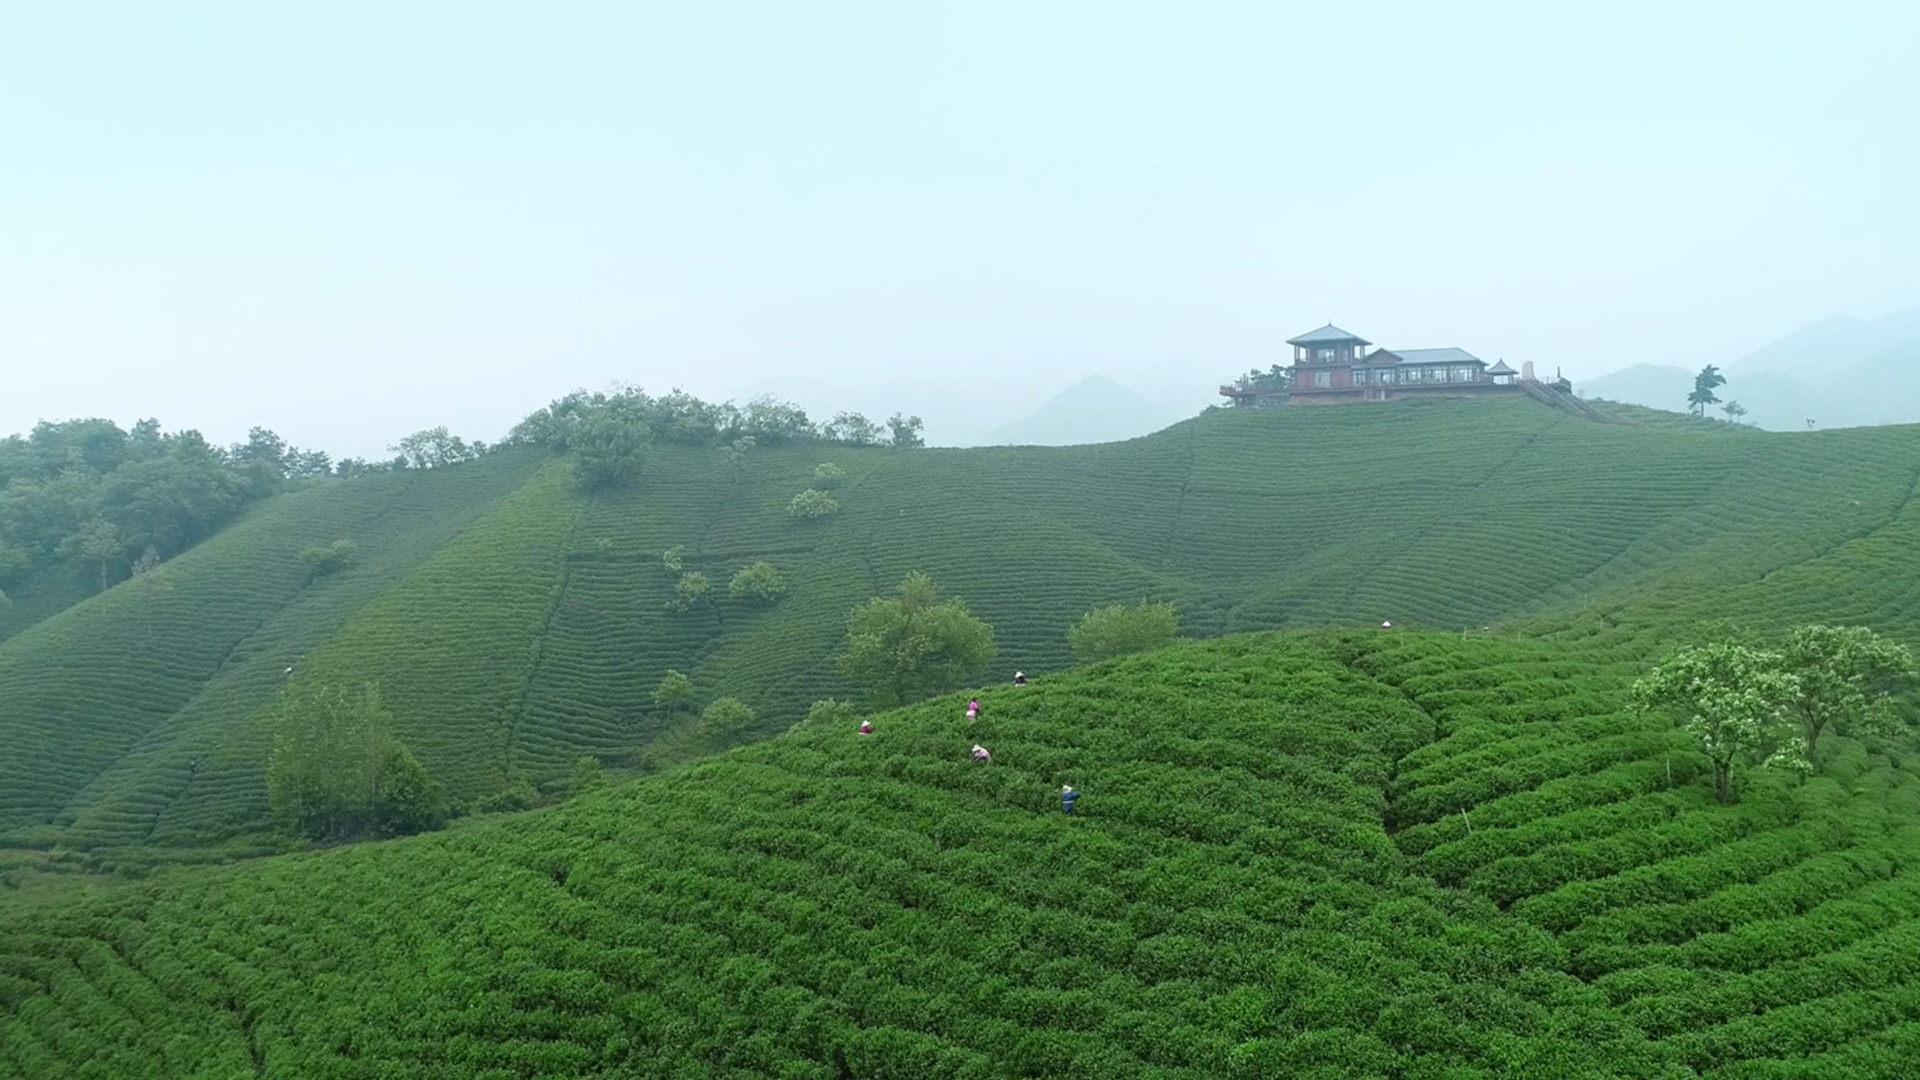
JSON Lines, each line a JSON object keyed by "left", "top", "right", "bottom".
{"left": 1068, "top": 600, "right": 1181, "bottom": 664}
{"left": 721, "top": 436, "right": 755, "bottom": 481}
{"left": 266, "top": 683, "right": 447, "bottom": 840}
{"left": 1781, "top": 624, "right": 1915, "bottom": 762}
{"left": 1688, "top": 365, "right": 1727, "bottom": 417}
{"left": 887, "top": 412, "right": 925, "bottom": 449}
{"left": 668, "top": 571, "right": 712, "bottom": 613}
{"left": 788, "top": 489, "right": 840, "bottom": 520}
{"left": 825, "top": 412, "right": 883, "bottom": 446}
{"left": 129, "top": 546, "right": 172, "bottom": 642}
{"left": 569, "top": 756, "right": 608, "bottom": 796}
{"left": 1631, "top": 642, "right": 1800, "bottom": 804}
{"left": 654, "top": 669, "right": 696, "bottom": 712}
{"left": 738, "top": 397, "right": 816, "bottom": 443}
{"left": 1721, "top": 399, "right": 1748, "bottom": 424}
{"left": 698, "top": 696, "right": 756, "bottom": 741}
{"left": 570, "top": 406, "right": 652, "bottom": 491}
{"left": 812, "top": 462, "right": 846, "bottom": 488}
{"left": 391, "top": 427, "right": 481, "bottom": 470}
{"left": 728, "top": 561, "right": 789, "bottom": 604}
{"left": 70, "top": 517, "right": 122, "bottom": 593}
{"left": 661, "top": 545, "right": 685, "bottom": 573}
{"left": 841, "top": 571, "right": 996, "bottom": 707}
{"left": 300, "top": 538, "right": 358, "bottom": 580}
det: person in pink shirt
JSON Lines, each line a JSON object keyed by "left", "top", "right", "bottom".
{"left": 971, "top": 744, "right": 990, "bottom": 763}
{"left": 858, "top": 720, "right": 873, "bottom": 735}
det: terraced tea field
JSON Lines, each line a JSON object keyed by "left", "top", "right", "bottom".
{"left": 5, "top": 631, "right": 1918, "bottom": 1077}
{"left": 5, "top": 398, "right": 1920, "bottom": 855}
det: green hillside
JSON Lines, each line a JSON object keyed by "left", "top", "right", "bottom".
{"left": 5, "top": 630, "right": 1918, "bottom": 1077}
{"left": 6, "top": 398, "right": 1920, "bottom": 857}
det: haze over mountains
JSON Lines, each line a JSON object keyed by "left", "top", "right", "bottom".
{"left": 1579, "top": 305, "right": 1920, "bottom": 430}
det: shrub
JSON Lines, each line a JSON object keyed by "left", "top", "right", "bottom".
{"left": 812, "top": 462, "right": 847, "bottom": 488}
{"left": 299, "top": 538, "right": 358, "bottom": 579}
{"left": 661, "top": 545, "right": 685, "bottom": 573}
{"left": 728, "top": 562, "right": 789, "bottom": 604}
{"left": 668, "top": 572, "right": 712, "bottom": 613}
{"left": 698, "top": 696, "right": 756, "bottom": 740}
{"left": 473, "top": 780, "right": 543, "bottom": 813}
{"left": 788, "top": 489, "right": 840, "bottom": 520}
{"left": 1067, "top": 600, "right": 1180, "bottom": 664}
{"left": 654, "top": 670, "right": 695, "bottom": 711}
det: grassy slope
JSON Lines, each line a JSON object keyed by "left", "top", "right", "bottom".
{"left": 6, "top": 399, "right": 1920, "bottom": 853}
{"left": 4, "top": 631, "right": 1917, "bottom": 1077}
{"left": 0, "top": 452, "right": 546, "bottom": 853}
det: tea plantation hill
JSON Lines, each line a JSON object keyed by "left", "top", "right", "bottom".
{"left": 6, "top": 630, "right": 1920, "bottom": 1077}
{"left": 6, "top": 397, "right": 1920, "bottom": 860}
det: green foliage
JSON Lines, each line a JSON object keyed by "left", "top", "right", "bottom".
{"left": 265, "top": 683, "right": 448, "bottom": 840}
{"left": 668, "top": 571, "right": 712, "bottom": 612}
{"left": 1067, "top": 599, "right": 1180, "bottom": 664}
{"left": 15, "top": 399, "right": 1920, "bottom": 855}
{"left": 1632, "top": 641, "right": 1801, "bottom": 803}
{"left": 660, "top": 544, "right": 684, "bottom": 572}
{"left": 811, "top": 461, "right": 846, "bottom": 488}
{"left": 14, "top": 633, "right": 1920, "bottom": 1076}
{"left": 886, "top": 411, "right": 925, "bottom": 449}
{"left": 473, "top": 779, "right": 542, "bottom": 813}
{"left": 804, "top": 698, "right": 859, "bottom": 728}
{"left": 1687, "top": 364, "right": 1727, "bottom": 417}
{"left": 653, "top": 669, "right": 695, "bottom": 711}
{"left": 1782, "top": 624, "right": 1915, "bottom": 760}
{"left": 568, "top": 755, "right": 607, "bottom": 796}
{"left": 824, "top": 411, "right": 883, "bottom": 445}
{"left": 721, "top": 435, "right": 755, "bottom": 479}
{"left": 298, "top": 538, "right": 358, "bottom": 579}
{"left": 727, "top": 561, "right": 788, "bottom": 604}
{"left": 841, "top": 571, "right": 996, "bottom": 707}
{"left": 389, "top": 426, "right": 483, "bottom": 470}
{"left": 787, "top": 488, "right": 840, "bottom": 519}
{"left": 697, "top": 695, "right": 755, "bottom": 740}
{"left": 570, "top": 400, "right": 653, "bottom": 491}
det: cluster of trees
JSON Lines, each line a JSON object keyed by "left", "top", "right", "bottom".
{"left": 265, "top": 683, "right": 447, "bottom": 841}
{"left": 1232, "top": 363, "right": 1294, "bottom": 392}
{"left": 0, "top": 420, "right": 319, "bottom": 597}
{"left": 1634, "top": 624, "right": 1914, "bottom": 803}
{"left": 508, "top": 386, "right": 923, "bottom": 492}
{"left": 660, "top": 547, "right": 790, "bottom": 613}
{"left": 0, "top": 418, "right": 490, "bottom": 601}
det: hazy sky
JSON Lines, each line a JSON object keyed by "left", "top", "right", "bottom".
{"left": 5, "top": 1, "right": 1918, "bottom": 455}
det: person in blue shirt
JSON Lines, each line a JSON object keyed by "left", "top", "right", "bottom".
{"left": 1061, "top": 785, "right": 1079, "bottom": 815}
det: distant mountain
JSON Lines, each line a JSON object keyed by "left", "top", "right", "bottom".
{"left": 1728, "top": 306, "right": 1920, "bottom": 377}
{"left": 1844, "top": 338, "right": 1920, "bottom": 426}
{"left": 1580, "top": 305, "right": 1920, "bottom": 430}
{"left": 1576, "top": 363, "right": 1693, "bottom": 415}
{"left": 974, "top": 375, "right": 1180, "bottom": 446}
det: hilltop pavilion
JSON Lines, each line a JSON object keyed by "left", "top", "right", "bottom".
{"left": 1221, "top": 324, "right": 1569, "bottom": 407}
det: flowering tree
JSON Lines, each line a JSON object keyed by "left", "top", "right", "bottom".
{"left": 1782, "top": 624, "right": 1915, "bottom": 762}
{"left": 1631, "top": 642, "right": 1800, "bottom": 804}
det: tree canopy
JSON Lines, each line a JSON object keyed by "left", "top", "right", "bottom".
{"left": 1068, "top": 600, "right": 1181, "bottom": 664}
{"left": 1631, "top": 641, "right": 1801, "bottom": 803}
{"left": 841, "top": 571, "right": 996, "bottom": 707}
{"left": 1781, "top": 624, "right": 1915, "bottom": 760}
{"left": 265, "top": 683, "right": 447, "bottom": 841}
